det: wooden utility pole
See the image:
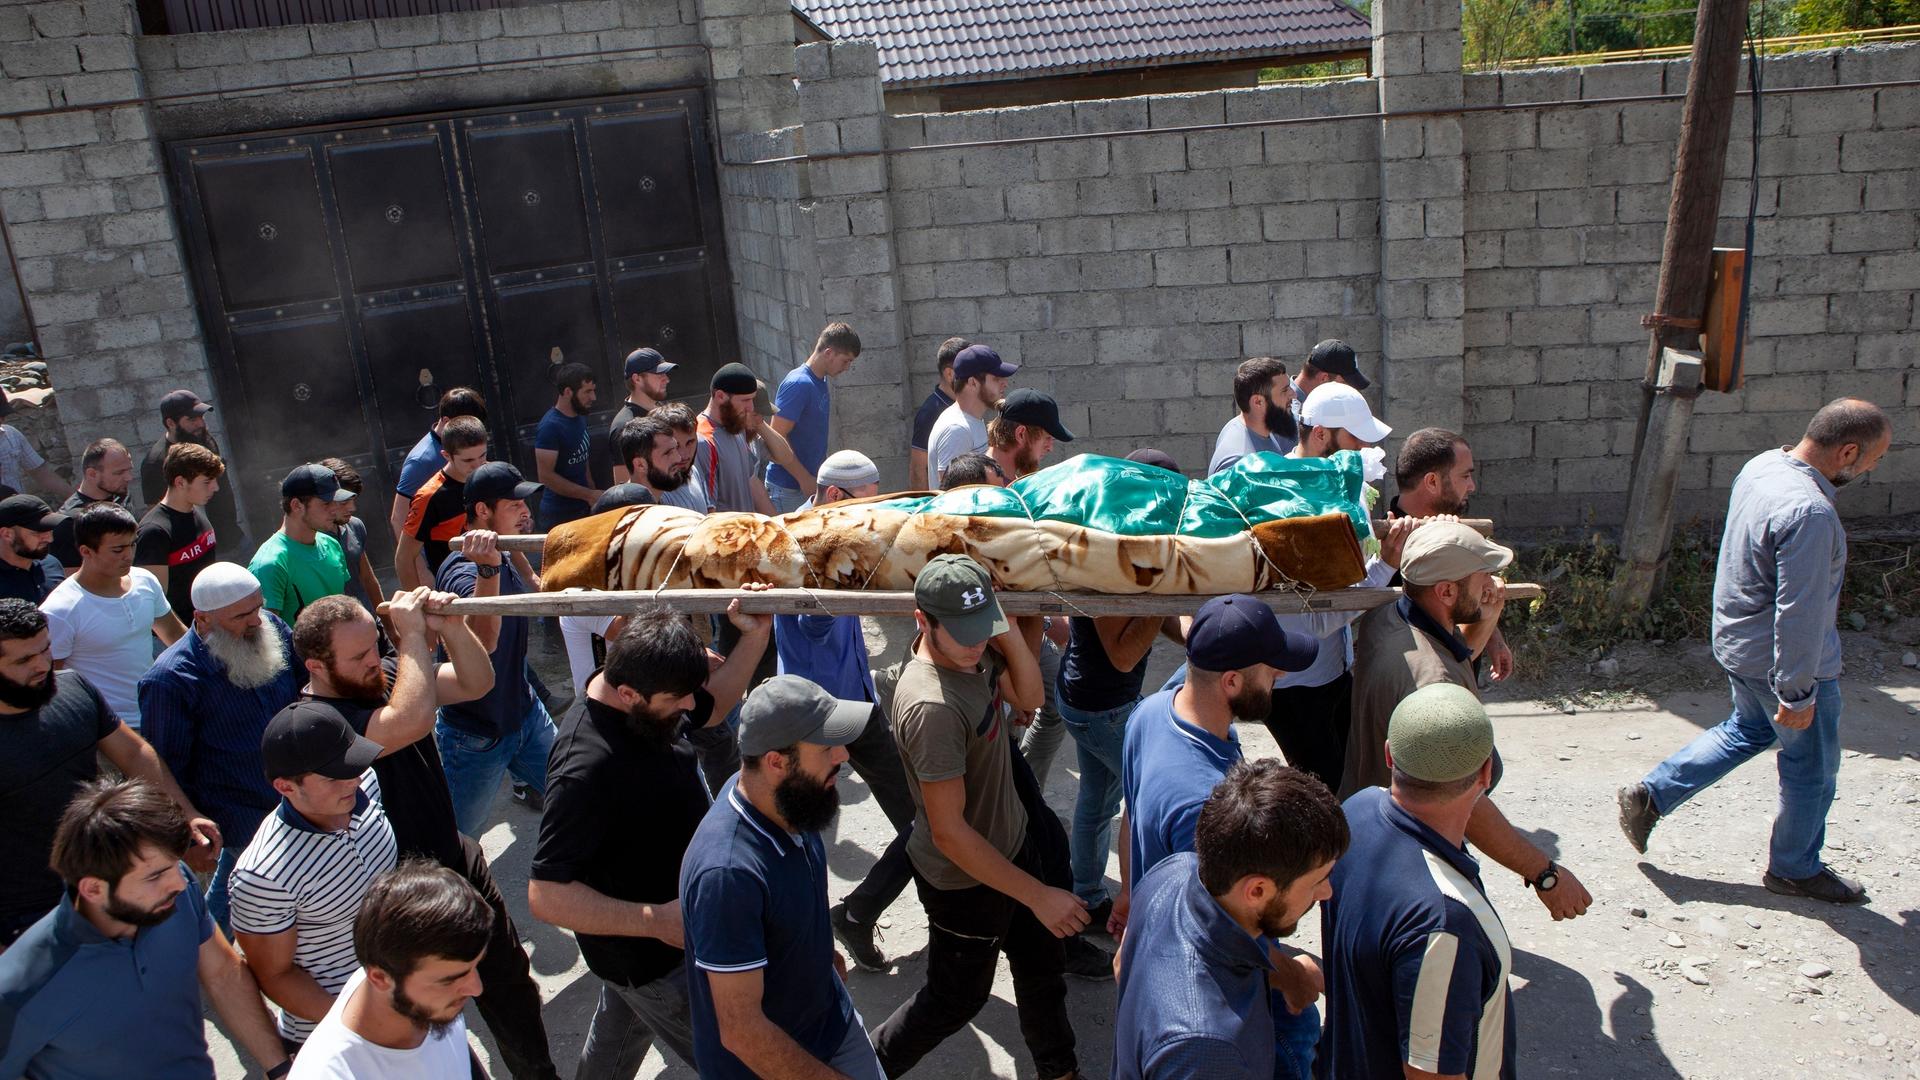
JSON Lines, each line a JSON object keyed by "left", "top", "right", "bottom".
{"left": 1615, "top": 0, "right": 1752, "bottom": 617}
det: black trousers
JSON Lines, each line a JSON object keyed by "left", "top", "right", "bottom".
{"left": 841, "top": 705, "right": 919, "bottom": 925}
{"left": 454, "top": 834, "right": 559, "bottom": 1079}
{"left": 870, "top": 840, "right": 1077, "bottom": 1079}
{"left": 1263, "top": 671, "right": 1352, "bottom": 793}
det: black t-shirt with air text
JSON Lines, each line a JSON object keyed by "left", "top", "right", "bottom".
{"left": 134, "top": 503, "right": 215, "bottom": 621}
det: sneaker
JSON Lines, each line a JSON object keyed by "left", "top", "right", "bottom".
{"left": 1616, "top": 783, "right": 1658, "bottom": 854}
{"left": 1062, "top": 934, "right": 1111, "bottom": 980}
{"left": 1763, "top": 867, "right": 1868, "bottom": 905}
{"left": 1081, "top": 898, "right": 1114, "bottom": 936}
{"left": 511, "top": 782, "right": 545, "bottom": 814}
{"left": 830, "top": 902, "right": 887, "bottom": 971}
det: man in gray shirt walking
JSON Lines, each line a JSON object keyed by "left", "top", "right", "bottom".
{"left": 1618, "top": 398, "right": 1891, "bottom": 904}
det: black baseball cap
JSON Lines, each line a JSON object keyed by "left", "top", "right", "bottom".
{"left": 1306, "top": 340, "right": 1368, "bottom": 391}
{"left": 952, "top": 344, "right": 1017, "bottom": 383}
{"left": 280, "top": 463, "right": 353, "bottom": 503}
{"left": 593, "top": 483, "right": 656, "bottom": 514}
{"left": 1186, "top": 594, "right": 1319, "bottom": 673}
{"left": 0, "top": 493, "right": 65, "bottom": 531}
{"left": 463, "top": 461, "right": 542, "bottom": 511}
{"left": 158, "top": 389, "right": 213, "bottom": 421}
{"left": 997, "top": 389, "right": 1075, "bottom": 442}
{"left": 261, "top": 700, "right": 382, "bottom": 781}
{"left": 624, "top": 348, "right": 676, "bottom": 377}
{"left": 711, "top": 363, "right": 760, "bottom": 395}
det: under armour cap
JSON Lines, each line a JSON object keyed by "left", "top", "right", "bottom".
{"left": 1387, "top": 683, "right": 1494, "bottom": 783}
{"left": 624, "top": 347, "right": 675, "bottom": 377}
{"left": 190, "top": 562, "right": 262, "bottom": 614}
{"left": 914, "top": 553, "right": 1008, "bottom": 646}
{"left": 1306, "top": 339, "right": 1368, "bottom": 391}
{"left": 261, "top": 700, "right": 382, "bottom": 782}
{"left": 1299, "top": 383, "right": 1391, "bottom": 445}
{"left": 711, "top": 363, "right": 759, "bottom": 395}
{"left": 1398, "top": 521, "right": 1514, "bottom": 587}
{"left": 1186, "top": 594, "right": 1319, "bottom": 673}
{"left": 737, "top": 674, "right": 871, "bottom": 756}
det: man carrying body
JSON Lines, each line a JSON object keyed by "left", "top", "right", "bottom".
{"left": 1287, "top": 339, "right": 1367, "bottom": 433}
{"left": 871, "top": 554, "right": 1082, "bottom": 1080}
{"left": 0, "top": 598, "right": 221, "bottom": 947}
{"left": 1347, "top": 521, "right": 1594, "bottom": 922}
{"left": 693, "top": 363, "right": 809, "bottom": 516}
{"left": 250, "top": 463, "right": 353, "bottom": 625}
{"left": 0, "top": 493, "right": 65, "bottom": 603}
{"left": 396, "top": 415, "right": 490, "bottom": 590}
{"left": 135, "top": 442, "right": 223, "bottom": 621}
{"left": 141, "top": 563, "right": 303, "bottom": 932}
{"left": 609, "top": 347, "right": 676, "bottom": 483}
{"left": 140, "top": 389, "right": 241, "bottom": 549}
{"left": 680, "top": 675, "right": 882, "bottom": 1079}
{"left": 1209, "top": 356, "right": 1296, "bottom": 475}
{"left": 0, "top": 779, "right": 287, "bottom": 1079}
{"left": 1113, "top": 760, "right": 1347, "bottom": 1080}
{"left": 985, "top": 389, "right": 1074, "bottom": 483}
{"left": 531, "top": 604, "right": 771, "bottom": 1077}
{"left": 1620, "top": 399, "right": 1891, "bottom": 904}
{"left": 390, "top": 387, "right": 487, "bottom": 544}
{"left": 296, "top": 590, "right": 558, "bottom": 1078}
{"left": 926, "top": 345, "right": 1017, "bottom": 485}
{"left": 1320, "top": 684, "right": 1517, "bottom": 1080}
{"left": 49, "top": 437, "right": 135, "bottom": 573}
{"left": 764, "top": 323, "right": 859, "bottom": 513}
{"left": 1390, "top": 429, "right": 1512, "bottom": 682}
{"left": 43, "top": 503, "right": 186, "bottom": 733}
{"left": 909, "top": 337, "right": 970, "bottom": 491}
{"left": 535, "top": 362, "right": 604, "bottom": 529}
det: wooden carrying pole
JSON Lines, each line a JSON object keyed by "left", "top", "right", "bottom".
{"left": 409, "top": 583, "right": 1544, "bottom": 618}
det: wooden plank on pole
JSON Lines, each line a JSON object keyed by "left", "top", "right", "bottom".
{"left": 407, "top": 583, "right": 1544, "bottom": 618}
{"left": 1611, "top": 349, "right": 1706, "bottom": 617}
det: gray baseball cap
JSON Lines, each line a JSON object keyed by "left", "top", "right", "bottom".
{"left": 737, "top": 675, "right": 871, "bottom": 756}
{"left": 913, "top": 554, "right": 1008, "bottom": 646}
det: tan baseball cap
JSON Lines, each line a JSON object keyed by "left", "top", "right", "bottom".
{"left": 1399, "top": 521, "right": 1513, "bottom": 586}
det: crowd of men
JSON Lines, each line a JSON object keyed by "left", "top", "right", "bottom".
{"left": 0, "top": 318, "right": 1894, "bottom": 1080}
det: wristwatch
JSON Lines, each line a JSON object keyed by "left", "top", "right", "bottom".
{"left": 1527, "top": 861, "right": 1561, "bottom": 892}
{"left": 265, "top": 1061, "right": 292, "bottom": 1080}
{"left": 475, "top": 562, "right": 501, "bottom": 579}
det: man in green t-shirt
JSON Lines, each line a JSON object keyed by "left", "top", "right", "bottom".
{"left": 248, "top": 464, "right": 352, "bottom": 625}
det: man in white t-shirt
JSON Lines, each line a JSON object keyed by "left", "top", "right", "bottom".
{"left": 41, "top": 503, "right": 187, "bottom": 732}
{"left": 290, "top": 860, "right": 488, "bottom": 1079}
{"left": 925, "top": 344, "right": 1017, "bottom": 485}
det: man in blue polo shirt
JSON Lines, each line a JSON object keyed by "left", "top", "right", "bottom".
{"left": 1115, "top": 593, "right": 1327, "bottom": 1079}
{"left": 680, "top": 675, "right": 881, "bottom": 1079}
{"left": 765, "top": 323, "right": 860, "bottom": 513}
{"left": 0, "top": 778, "right": 289, "bottom": 1080}
{"left": 1113, "top": 760, "right": 1348, "bottom": 1079}
{"left": 1320, "top": 683, "right": 1517, "bottom": 1080}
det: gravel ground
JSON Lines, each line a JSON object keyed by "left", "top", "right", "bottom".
{"left": 209, "top": 620, "right": 1920, "bottom": 1079}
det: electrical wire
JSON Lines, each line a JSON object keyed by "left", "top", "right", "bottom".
{"left": 1729, "top": 2, "right": 1766, "bottom": 389}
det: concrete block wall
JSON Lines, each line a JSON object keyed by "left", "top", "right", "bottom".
{"left": 1460, "top": 46, "right": 1920, "bottom": 528}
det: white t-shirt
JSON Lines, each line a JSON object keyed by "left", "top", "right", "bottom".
{"left": 559, "top": 614, "right": 617, "bottom": 697}
{"left": 40, "top": 568, "right": 171, "bottom": 731}
{"left": 288, "top": 968, "right": 472, "bottom": 1080}
{"left": 926, "top": 403, "right": 988, "bottom": 484}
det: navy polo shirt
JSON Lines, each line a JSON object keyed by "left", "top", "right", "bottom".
{"left": 1113, "top": 852, "right": 1274, "bottom": 1079}
{"left": 1122, "top": 688, "right": 1242, "bottom": 881}
{"left": 680, "top": 777, "right": 855, "bottom": 1079}
{"left": 1318, "top": 787, "right": 1516, "bottom": 1080}
{"left": 0, "top": 865, "right": 216, "bottom": 1079}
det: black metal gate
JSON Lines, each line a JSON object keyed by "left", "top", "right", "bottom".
{"left": 166, "top": 89, "right": 736, "bottom": 561}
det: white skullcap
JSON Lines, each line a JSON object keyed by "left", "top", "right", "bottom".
{"left": 190, "top": 562, "right": 262, "bottom": 613}
{"left": 817, "top": 450, "right": 880, "bottom": 491}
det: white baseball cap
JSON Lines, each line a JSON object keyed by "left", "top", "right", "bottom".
{"left": 1299, "top": 383, "right": 1392, "bottom": 445}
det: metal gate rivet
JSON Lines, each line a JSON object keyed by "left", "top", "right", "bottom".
{"left": 639, "top": 175, "right": 656, "bottom": 192}
{"left": 385, "top": 204, "right": 404, "bottom": 224}
{"left": 257, "top": 222, "right": 278, "bottom": 240}
{"left": 523, "top": 189, "right": 541, "bottom": 205}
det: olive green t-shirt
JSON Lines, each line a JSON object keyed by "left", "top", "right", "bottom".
{"left": 890, "top": 645, "right": 1026, "bottom": 891}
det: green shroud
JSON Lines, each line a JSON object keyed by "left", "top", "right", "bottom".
{"left": 880, "top": 450, "right": 1374, "bottom": 543}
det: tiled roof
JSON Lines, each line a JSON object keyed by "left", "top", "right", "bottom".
{"left": 793, "top": 0, "right": 1372, "bottom": 89}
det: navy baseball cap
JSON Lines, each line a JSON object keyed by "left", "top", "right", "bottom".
{"left": 281, "top": 463, "right": 353, "bottom": 503}
{"left": 624, "top": 348, "right": 675, "bottom": 377}
{"left": 1187, "top": 594, "right": 1319, "bottom": 673}
{"left": 952, "top": 345, "right": 1017, "bottom": 383}
{"left": 463, "top": 461, "right": 542, "bottom": 510}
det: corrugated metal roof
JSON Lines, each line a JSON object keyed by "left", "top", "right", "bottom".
{"left": 794, "top": 0, "right": 1372, "bottom": 88}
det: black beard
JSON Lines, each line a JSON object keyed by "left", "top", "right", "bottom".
{"left": 1256, "top": 893, "right": 1299, "bottom": 939}
{"left": 1228, "top": 683, "right": 1272, "bottom": 723}
{"left": 624, "top": 704, "right": 682, "bottom": 749}
{"left": 646, "top": 463, "right": 684, "bottom": 491}
{"left": 1262, "top": 400, "right": 1298, "bottom": 442}
{"left": 0, "top": 668, "right": 56, "bottom": 709}
{"left": 391, "top": 978, "right": 460, "bottom": 1038}
{"left": 105, "top": 888, "right": 177, "bottom": 928}
{"left": 773, "top": 769, "right": 840, "bottom": 833}
{"left": 174, "top": 429, "right": 214, "bottom": 450}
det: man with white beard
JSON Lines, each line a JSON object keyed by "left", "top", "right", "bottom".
{"left": 140, "top": 562, "right": 304, "bottom": 933}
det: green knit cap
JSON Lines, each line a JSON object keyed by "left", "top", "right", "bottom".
{"left": 1387, "top": 683, "right": 1494, "bottom": 782}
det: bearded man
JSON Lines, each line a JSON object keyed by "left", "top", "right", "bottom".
{"left": 529, "top": 602, "right": 772, "bottom": 1078}
{"left": 691, "top": 363, "right": 809, "bottom": 517}
{"left": 295, "top": 590, "right": 559, "bottom": 1079}
{"left": 1208, "top": 356, "right": 1297, "bottom": 475}
{"left": 139, "top": 389, "right": 244, "bottom": 553}
{"left": 985, "top": 389, "right": 1074, "bottom": 482}
{"left": 139, "top": 562, "right": 302, "bottom": 933}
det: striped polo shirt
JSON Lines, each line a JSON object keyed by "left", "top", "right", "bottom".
{"left": 229, "top": 772, "right": 397, "bottom": 1044}
{"left": 1320, "top": 786, "right": 1515, "bottom": 1080}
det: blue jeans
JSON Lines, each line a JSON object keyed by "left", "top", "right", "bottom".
{"left": 767, "top": 482, "right": 807, "bottom": 514}
{"left": 1642, "top": 673, "right": 1842, "bottom": 879}
{"left": 435, "top": 700, "right": 558, "bottom": 838}
{"left": 1059, "top": 696, "right": 1136, "bottom": 906}
{"left": 1274, "top": 997, "right": 1320, "bottom": 1080}
{"left": 205, "top": 846, "right": 239, "bottom": 935}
